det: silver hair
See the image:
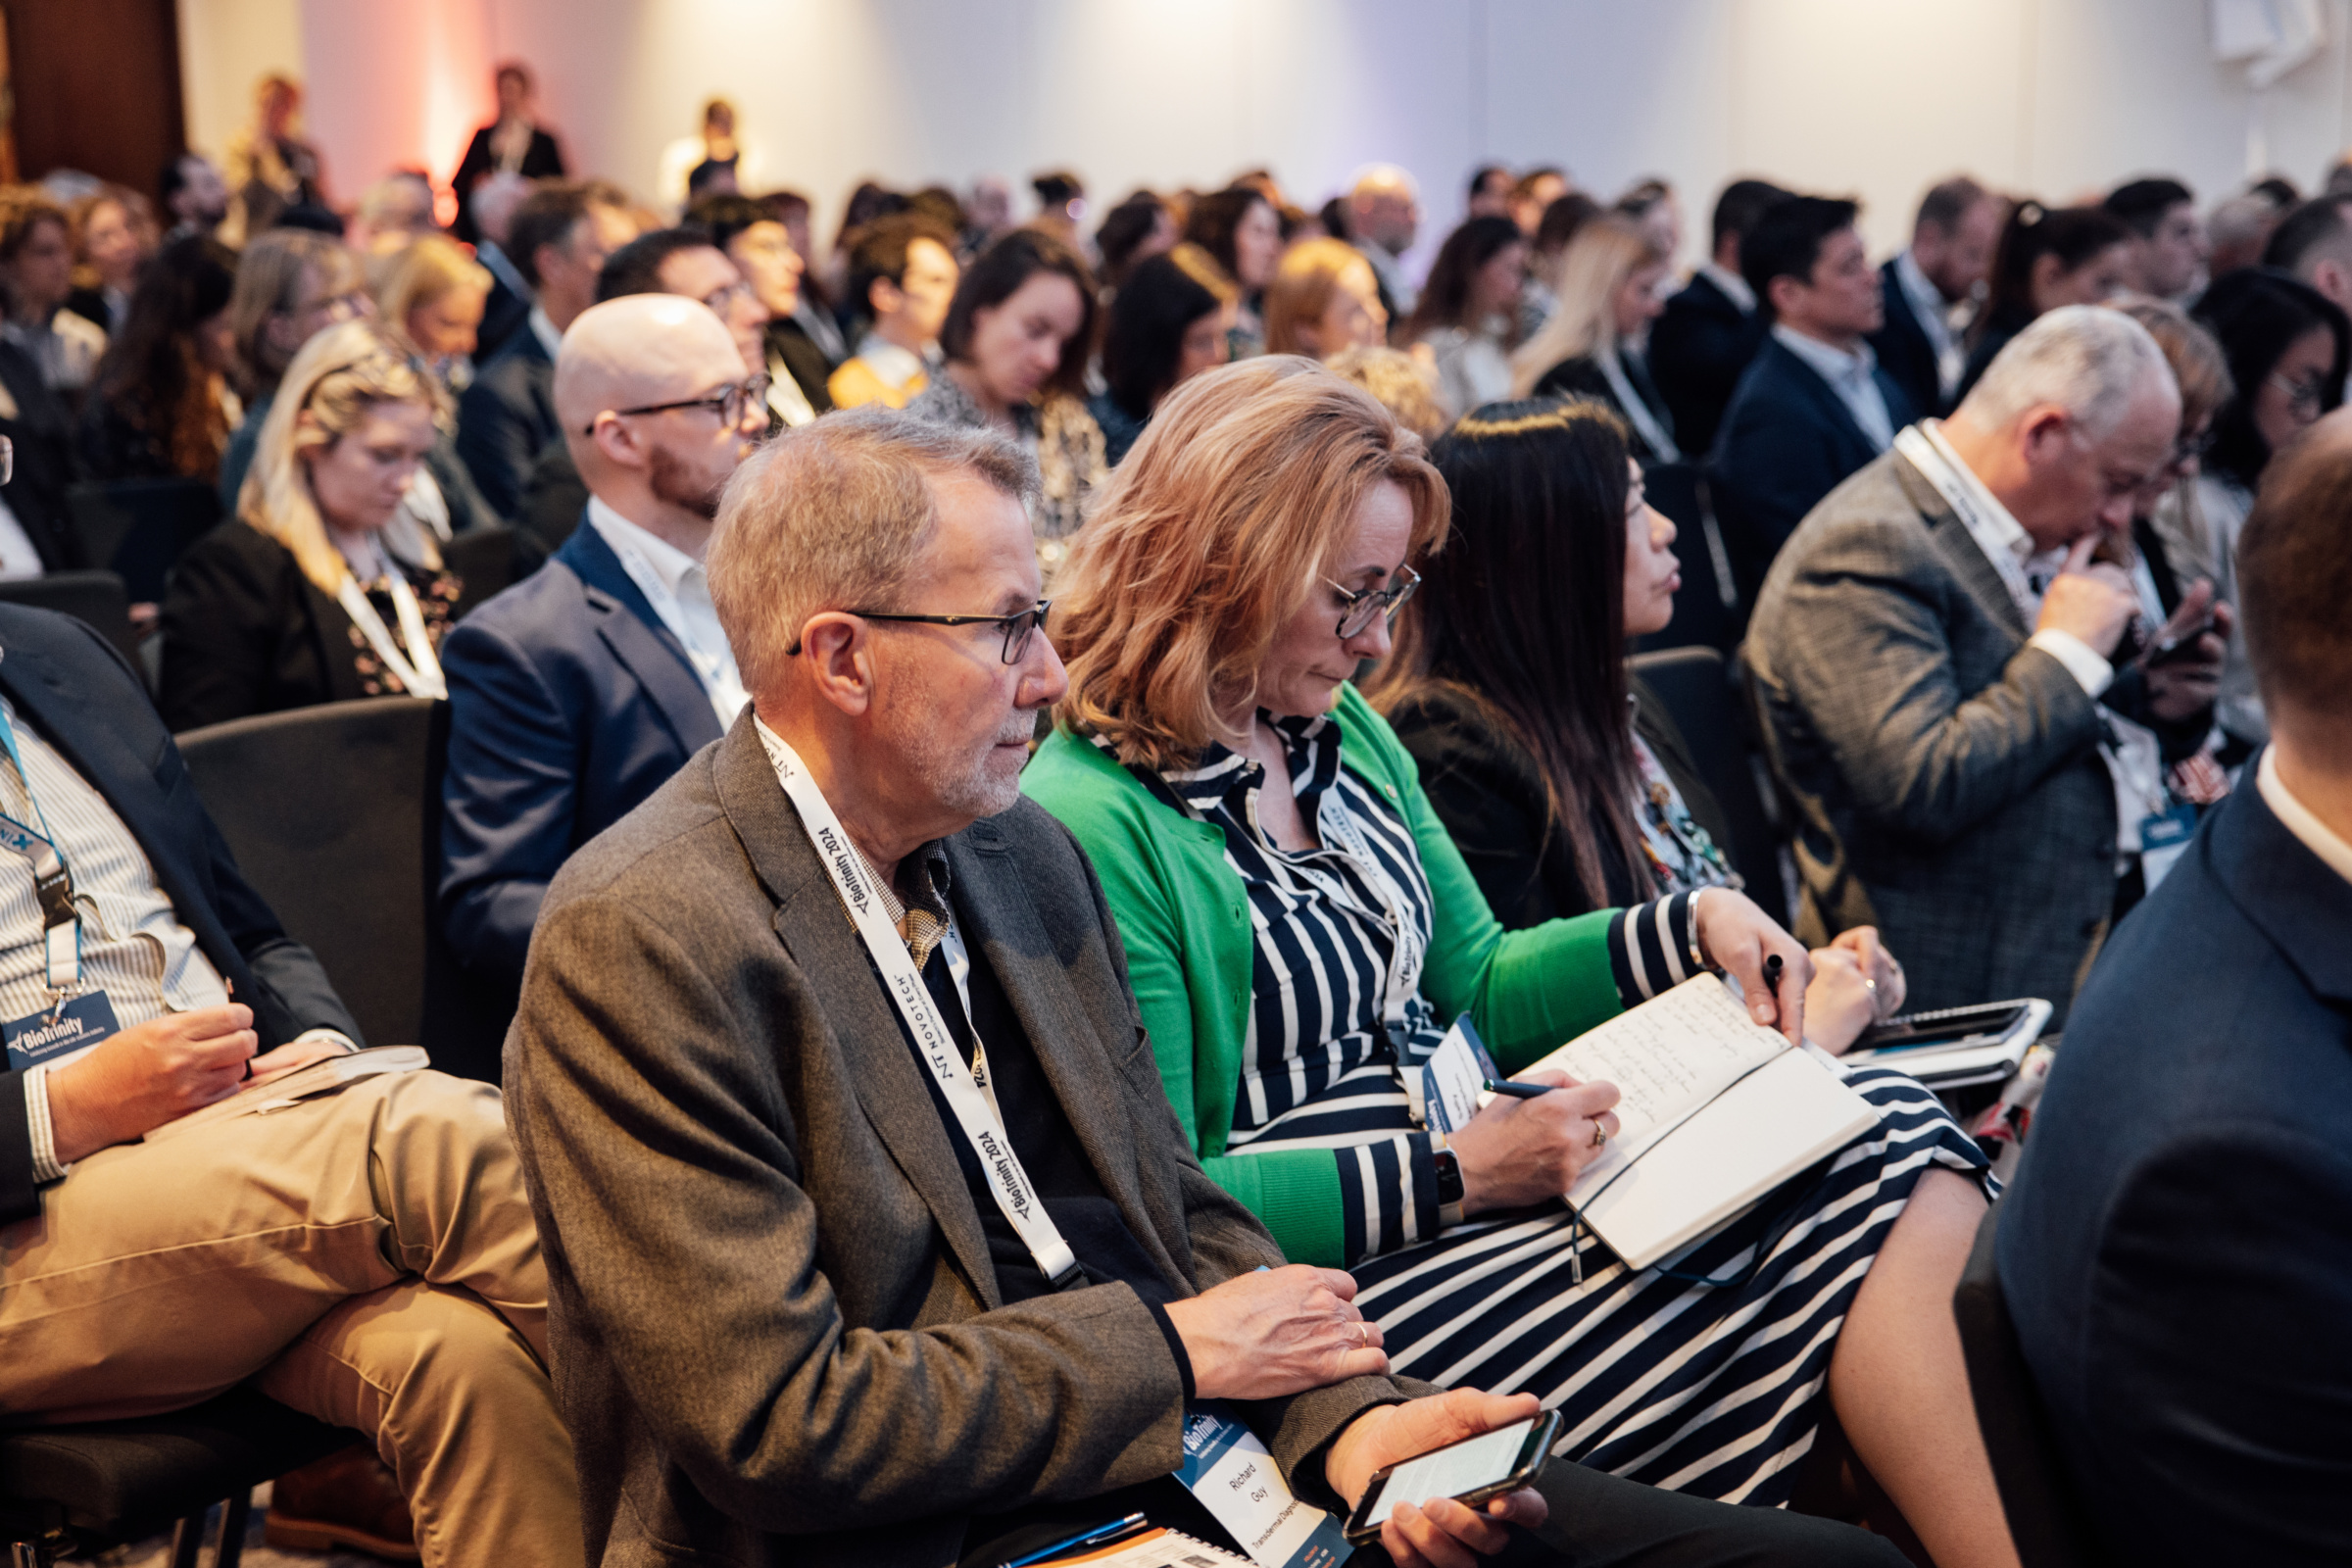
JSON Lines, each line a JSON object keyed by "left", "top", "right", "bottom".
{"left": 1954, "top": 304, "right": 2178, "bottom": 441}
{"left": 707, "top": 407, "right": 1042, "bottom": 698}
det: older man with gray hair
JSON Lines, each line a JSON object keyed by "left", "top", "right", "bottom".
{"left": 505, "top": 407, "right": 1905, "bottom": 1568}
{"left": 1744, "top": 304, "right": 2182, "bottom": 1021}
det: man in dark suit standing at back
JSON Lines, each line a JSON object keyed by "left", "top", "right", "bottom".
{"left": 439, "top": 292, "right": 763, "bottom": 1000}
{"left": 1711, "top": 194, "right": 1916, "bottom": 601}
{"left": 1871, "top": 175, "right": 2003, "bottom": 420}
{"left": 455, "top": 181, "right": 637, "bottom": 518}
{"left": 1646, "top": 178, "right": 1786, "bottom": 458}
{"left": 450, "top": 63, "right": 566, "bottom": 245}
{"left": 2000, "top": 410, "right": 2352, "bottom": 1568}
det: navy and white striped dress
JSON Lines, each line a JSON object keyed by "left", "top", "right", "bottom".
{"left": 1143, "top": 712, "right": 1990, "bottom": 1505}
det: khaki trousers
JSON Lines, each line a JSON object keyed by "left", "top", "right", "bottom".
{"left": 0, "top": 1070, "right": 581, "bottom": 1568}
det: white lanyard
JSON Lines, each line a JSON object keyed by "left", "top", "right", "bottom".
{"left": 757, "top": 725, "right": 1083, "bottom": 1292}
{"left": 0, "top": 706, "right": 77, "bottom": 993}
{"left": 336, "top": 570, "right": 447, "bottom": 701}
{"left": 1309, "top": 784, "right": 1425, "bottom": 1043}
{"left": 1600, "top": 347, "right": 1680, "bottom": 463}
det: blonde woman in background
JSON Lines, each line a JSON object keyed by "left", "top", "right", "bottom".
{"left": 373, "top": 234, "right": 502, "bottom": 542}
{"left": 161, "top": 321, "right": 461, "bottom": 730}
{"left": 66, "top": 184, "right": 157, "bottom": 335}
{"left": 1511, "top": 215, "right": 1680, "bottom": 461}
{"left": 1325, "top": 344, "right": 1449, "bottom": 441}
{"left": 1262, "top": 236, "right": 1388, "bottom": 358}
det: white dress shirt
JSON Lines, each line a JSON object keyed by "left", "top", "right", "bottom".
{"left": 2258, "top": 748, "right": 2352, "bottom": 887}
{"left": 1904, "top": 419, "right": 2112, "bottom": 696}
{"left": 584, "top": 497, "right": 749, "bottom": 730}
{"left": 1697, "top": 262, "right": 1757, "bottom": 315}
{"left": 1892, "top": 249, "right": 1966, "bottom": 404}
{"left": 0, "top": 499, "right": 45, "bottom": 581}
{"left": 1772, "top": 323, "right": 1896, "bottom": 452}
{"left": 527, "top": 305, "right": 562, "bottom": 363}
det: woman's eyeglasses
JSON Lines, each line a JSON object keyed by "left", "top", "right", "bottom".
{"left": 587, "top": 373, "right": 771, "bottom": 436}
{"left": 824, "top": 600, "right": 1054, "bottom": 664}
{"left": 1325, "top": 564, "right": 1421, "bottom": 639}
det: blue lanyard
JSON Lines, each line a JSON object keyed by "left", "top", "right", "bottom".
{"left": 0, "top": 704, "right": 79, "bottom": 995}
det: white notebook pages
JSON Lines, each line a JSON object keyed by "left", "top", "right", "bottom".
{"left": 1504, "top": 975, "right": 1881, "bottom": 1271}
{"left": 143, "top": 1045, "right": 429, "bottom": 1143}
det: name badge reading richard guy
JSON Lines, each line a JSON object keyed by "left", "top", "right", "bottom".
{"left": 1177, "top": 1404, "right": 1352, "bottom": 1568}
{"left": 3, "top": 990, "right": 121, "bottom": 1073}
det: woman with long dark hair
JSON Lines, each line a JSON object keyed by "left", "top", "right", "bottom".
{"left": 1183, "top": 184, "right": 1284, "bottom": 357}
{"left": 78, "top": 233, "right": 241, "bottom": 482}
{"left": 1401, "top": 216, "right": 1527, "bottom": 416}
{"left": 1087, "top": 242, "right": 1237, "bottom": 464}
{"left": 1365, "top": 398, "right": 1897, "bottom": 1048}
{"left": 1951, "top": 202, "right": 2132, "bottom": 403}
{"left": 2160, "top": 267, "right": 2350, "bottom": 747}
{"left": 904, "top": 226, "right": 1107, "bottom": 577}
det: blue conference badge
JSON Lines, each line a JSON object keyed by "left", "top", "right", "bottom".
{"left": 3, "top": 990, "right": 121, "bottom": 1073}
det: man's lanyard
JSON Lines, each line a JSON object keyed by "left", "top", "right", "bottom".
{"left": 336, "top": 571, "right": 448, "bottom": 701}
{"left": 0, "top": 705, "right": 78, "bottom": 995}
{"left": 757, "top": 725, "right": 1083, "bottom": 1292}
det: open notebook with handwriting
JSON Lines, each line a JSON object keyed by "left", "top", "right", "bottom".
{"left": 1500, "top": 975, "right": 1881, "bottom": 1272}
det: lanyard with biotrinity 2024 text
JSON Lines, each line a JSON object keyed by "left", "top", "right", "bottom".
{"left": 757, "top": 725, "right": 1083, "bottom": 1292}
{"left": 0, "top": 703, "right": 78, "bottom": 996}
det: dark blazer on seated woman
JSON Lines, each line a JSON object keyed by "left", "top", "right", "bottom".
{"left": 1386, "top": 674, "right": 1736, "bottom": 927}
{"left": 159, "top": 519, "right": 461, "bottom": 731}
{"left": 1533, "top": 353, "right": 1680, "bottom": 465}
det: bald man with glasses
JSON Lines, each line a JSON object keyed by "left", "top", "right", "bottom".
{"left": 438, "top": 293, "right": 768, "bottom": 1001}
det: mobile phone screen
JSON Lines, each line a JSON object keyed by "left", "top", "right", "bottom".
{"left": 1357, "top": 1417, "right": 1538, "bottom": 1530}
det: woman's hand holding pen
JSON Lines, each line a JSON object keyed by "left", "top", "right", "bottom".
{"left": 1448, "top": 1066, "right": 1621, "bottom": 1214}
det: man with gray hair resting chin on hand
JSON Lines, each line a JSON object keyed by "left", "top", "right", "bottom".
{"left": 505, "top": 406, "right": 1902, "bottom": 1568}
{"left": 1744, "top": 303, "right": 2198, "bottom": 1024}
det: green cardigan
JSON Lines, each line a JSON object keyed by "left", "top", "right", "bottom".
{"left": 1022, "top": 684, "right": 1628, "bottom": 1265}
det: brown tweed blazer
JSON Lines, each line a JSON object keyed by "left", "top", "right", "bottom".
{"left": 506, "top": 715, "right": 1415, "bottom": 1567}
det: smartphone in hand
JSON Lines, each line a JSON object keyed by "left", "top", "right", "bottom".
{"left": 1340, "top": 1410, "right": 1563, "bottom": 1546}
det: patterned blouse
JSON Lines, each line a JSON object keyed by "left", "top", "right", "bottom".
{"left": 1125, "top": 710, "right": 1706, "bottom": 1262}
{"left": 342, "top": 565, "right": 462, "bottom": 698}
{"left": 904, "top": 374, "right": 1108, "bottom": 584}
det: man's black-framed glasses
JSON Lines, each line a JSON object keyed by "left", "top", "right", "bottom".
{"left": 1325, "top": 564, "right": 1421, "bottom": 638}
{"left": 846, "top": 599, "right": 1054, "bottom": 664}
{"left": 586, "top": 373, "right": 770, "bottom": 436}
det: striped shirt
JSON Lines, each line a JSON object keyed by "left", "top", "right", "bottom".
{"left": 0, "top": 699, "right": 348, "bottom": 1181}
{"left": 1129, "top": 711, "right": 1700, "bottom": 1264}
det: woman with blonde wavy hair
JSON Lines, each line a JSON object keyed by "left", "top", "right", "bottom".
{"left": 1261, "top": 236, "right": 1388, "bottom": 358}
{"left": 161, "top": 319, "right": 462, "bottom": 729}
{"left": 1020, "top": 358, "right": 2003, "bottom": 1542}
{"left": 1510, "top": 215, "right": 1681, "bottom": 461}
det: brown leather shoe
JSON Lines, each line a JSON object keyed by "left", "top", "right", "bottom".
{"left": 265, "top": 1443, "right": 422, "bottom": 1562}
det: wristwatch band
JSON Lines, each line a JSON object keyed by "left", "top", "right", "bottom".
{"left": 1430, "top": 1131, "right": 1465, "bottom": 1231}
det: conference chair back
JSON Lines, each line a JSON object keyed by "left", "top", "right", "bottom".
{"left": 1628, "top": 645, "right": 1788, "bottom": 925}
{"left": 1952, "top": 1198, "right": 2110, "bottom": 1568}
{"left": 0, "top": 570, "right": 141, "bottom": 672}
{"left": 175, "top": 698, "right": 439, "bottom": 1059}
{"left": 1632, "top": 461, "right": 1742, "bottom": 655}
{"left": 66, "top": 479, "right": 223, "bottom": 605}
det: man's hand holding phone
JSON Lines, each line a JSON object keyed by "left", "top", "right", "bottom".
{"left": 1325, "top": 1390, "right": 1553, "bottom": 1567}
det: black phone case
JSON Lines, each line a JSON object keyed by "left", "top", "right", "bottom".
{"left": 1341, "top": 1409, "right": 1564, "bottom": 1546}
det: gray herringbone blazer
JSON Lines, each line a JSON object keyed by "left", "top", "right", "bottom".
{"left": 1740, "top": 449, "right": 2118, "bottom": 1021}
{"left": 506, "top": 716, "right": 1412, "bottom": 1567}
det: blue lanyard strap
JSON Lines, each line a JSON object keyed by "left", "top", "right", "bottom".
{"left": 0, "top": 704, "right": 79, "bottom": 994}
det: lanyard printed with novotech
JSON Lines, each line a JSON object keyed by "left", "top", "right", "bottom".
{"left": 757, "top": 725, "right": 1083, "bottom": 1292}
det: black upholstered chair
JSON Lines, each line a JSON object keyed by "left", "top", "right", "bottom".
{"left": 0, "top": 1388, "right": 352, "bottom": 1568}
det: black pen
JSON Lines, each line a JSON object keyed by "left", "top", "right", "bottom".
{"left": 1763, "top": 954, "right": 1785, "bottom": 994}
{"left": 1482, "top": 1077, "right": 1555, "bottom": 1099}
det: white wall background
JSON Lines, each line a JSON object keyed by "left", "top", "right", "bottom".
{"left": 174, "top": 0, "right": 2352, "bottom": 273}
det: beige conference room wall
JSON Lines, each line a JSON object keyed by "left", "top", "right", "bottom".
{"left": 174, "top": 0, "right": 2352, "bottom": 272}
